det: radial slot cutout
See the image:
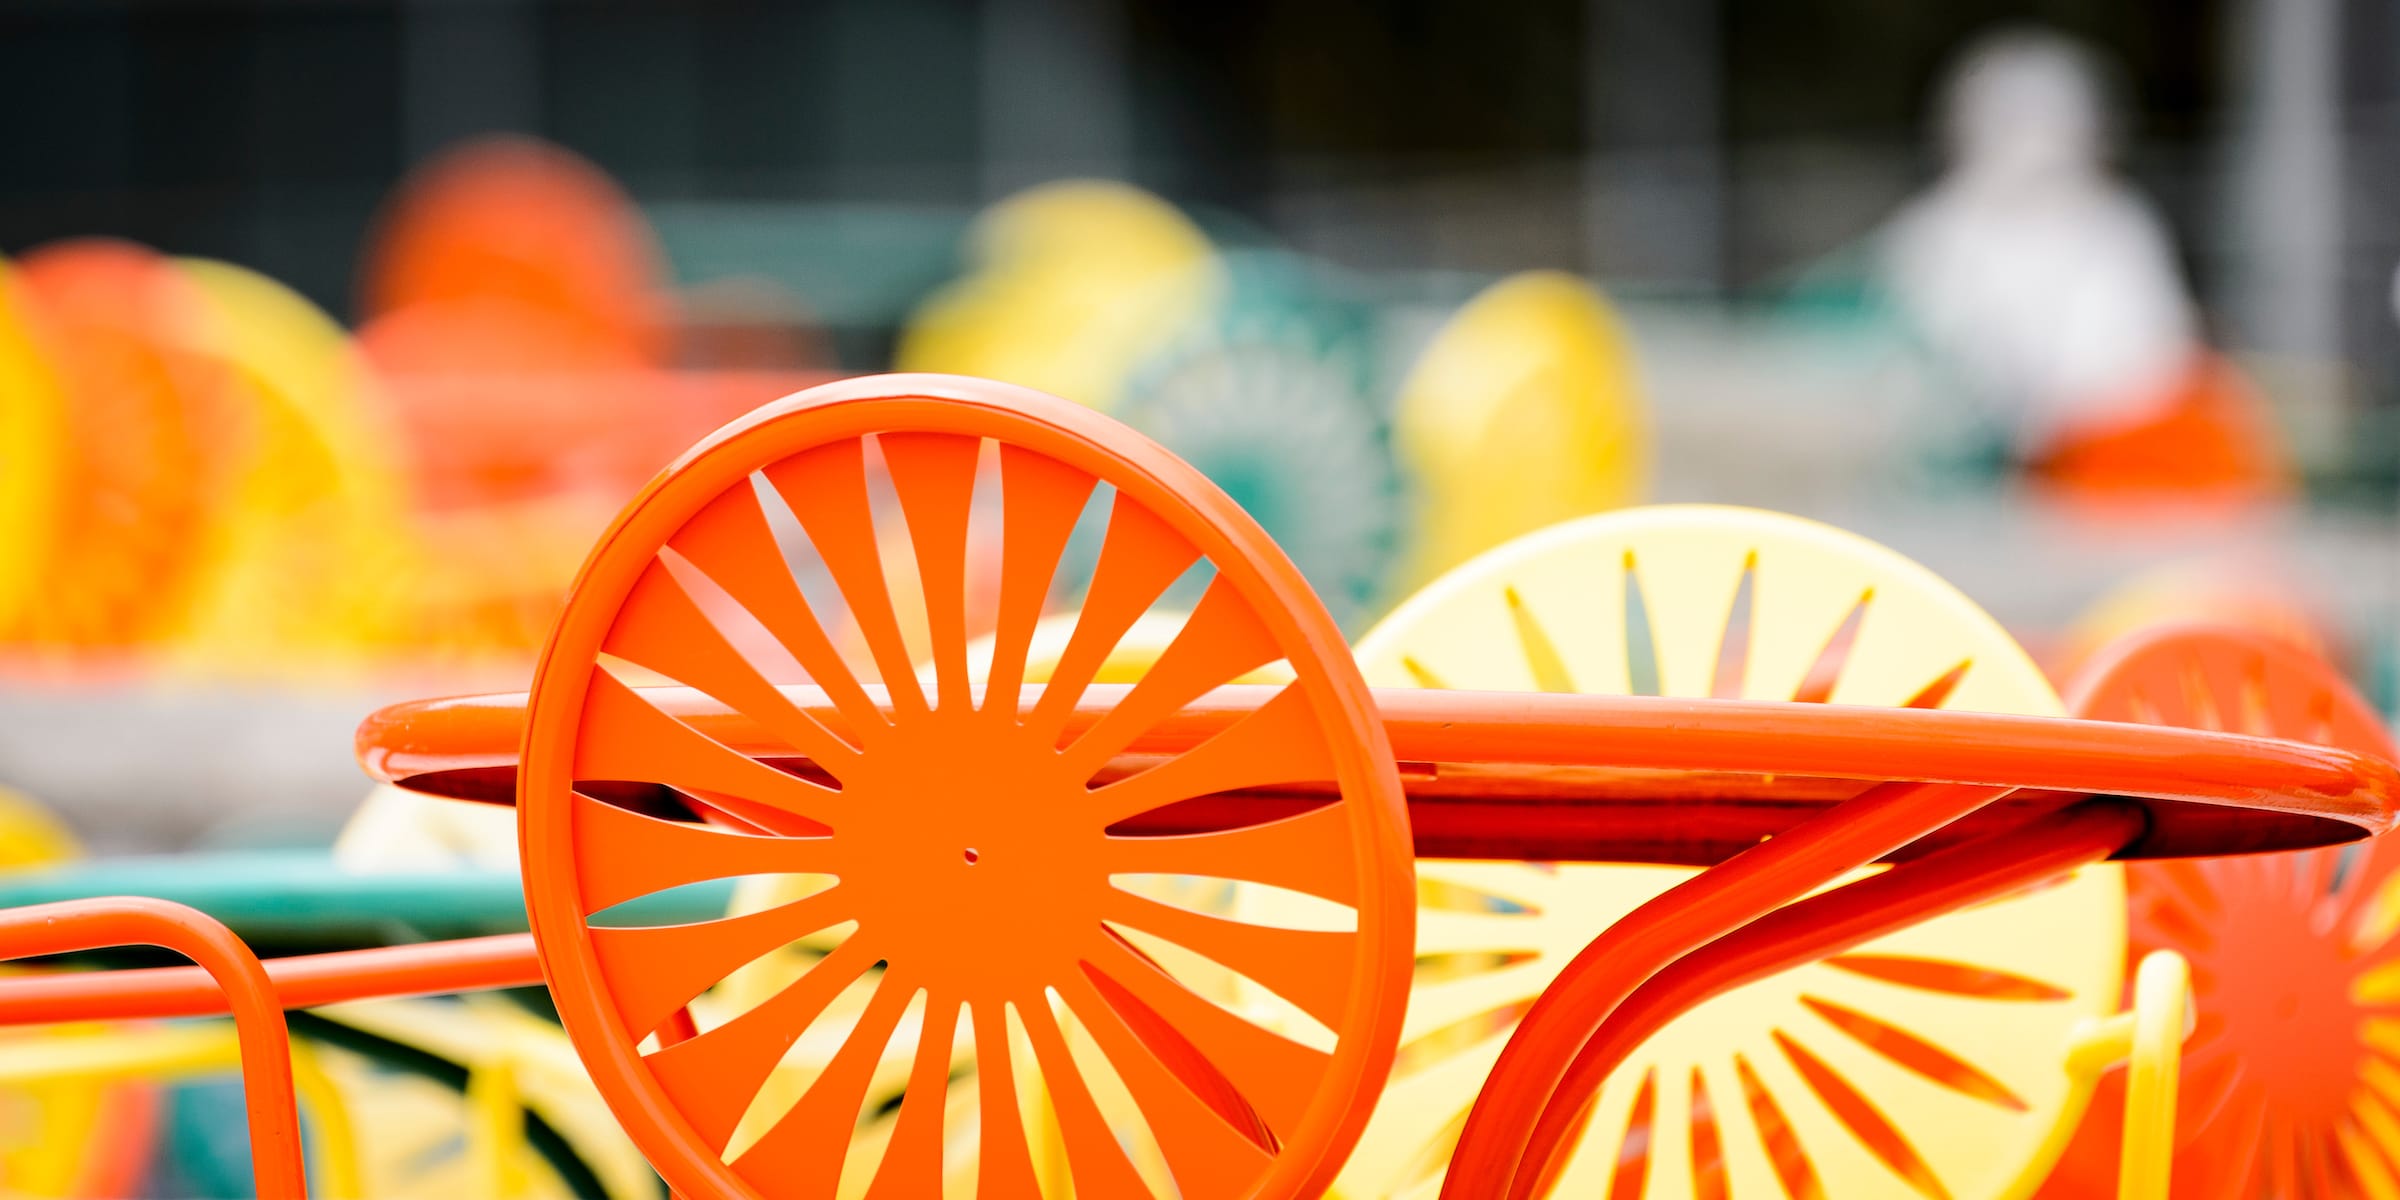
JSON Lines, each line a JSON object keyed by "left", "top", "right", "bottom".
{"left": 1792, "top": 589, "right": 1871, "bottom": 704}
{"left": 573, "top": 672, "right": 839, "bottom": 836}
{"left": 1772, "top": 1030, "right": 1952, "bottom": 1200}
{"left": 763, "top": 440, "right": 930, "bottom": 717}
{"left": 1690, "top": 1067, "right": 1729, "bottom": 1200}
{"left": 681, "top": 783, "right": 837, "bottom": 839}
{"left": 1413, "top": 950, "right": 1539, "bottom": 983}
{"left": 585, "top": 871, "right": 836, "bottom": 930}
{"left": 1082, "top": 957, "right": 1284, "bottom": 1154}
{"left": 720, "top": 960, "right": 898, "bottom": 1163}
{"left": 1606, "top": 1068, "right": 1658, "bottom": 1200}
{"left": 1734, "top": 1053, "right": 1826, "bottom": 1200}
{"left": 851, "top": 990, "right": 962, "bottom": 1198}
{"left": 1103, "top": 793, "right": 1337, "bottom": 840}
{"left": 1118, "top": 874, "right": 1354, "bottom": 935}
{"left": 710, "top": 919, "right": 862, "bottom": 1037}
{"left": 749, "top": 471, "right": 876, "bottom": 690}
{"left": 1391, "top": 997, "right": 1535, "bottom": 1079}
{"left": 1416, "top": 877, "right": 1536, "bottom": 916}
{"left": 999, "top": 1000, "right": 1073, "bottom": 1197}
{"left": 1062, "top": 568, "right": 1272, "bottom": 783}
{"left": 1108, "top": 872, "right": 1230, "bottom": 923}
{"left": 1710, "top": 553, "right": 1757, "bottom": 699}
{"left": 1047, "top": 986, "right": 1180, "bottom": 1200}
{"left": 1797, "top": 996, "right": 2026, "bottom": 1111}
{"left": 1822, "top": 954, "right": 2069, "bottom": 1002}
{"left": 1048, "top": 482, "right": 1120, "bottom": 613}
{"left": 594, "top": 573, "right": 860, "bottom": 786}
{"left": 1106, "top": 919, "right": 1340, "bottom": 1055}
{"left": 1621, "top": 551, "right": 1661, "bottom": 696}
{"left": 1505, "top": 586, "right": 1576, "bottom": 693}
{"left": 1027, "top": 491, "right": 1206, "bottom": 738}
{"left": 860, "top": 434, "right": 938, "bottom": 684}
{"left": 828, "top": 989, "right": 932, "bottom": 1198}
{"left": 568, "top": 789, "right": 835, "bottom": 915}
{"left": 1901, "top": 660, "right": 1971, "bottom": 709}
{"left": 935, "top": 1000, "right": 982, "bottom": 1199}
{"left": 656, "top": 546, "right": 814, "bottom": 690}
{"left": 953, "top": 438, "right": 1007, "bottom": 707}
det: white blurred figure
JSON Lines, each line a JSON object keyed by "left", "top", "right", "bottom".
{"left": 1882, "top": 28, "right": 2197, "bottom": 456}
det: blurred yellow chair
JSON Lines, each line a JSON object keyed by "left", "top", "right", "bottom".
{"left": 172, "top": 259, "right": 424, "bottom": 676}
{"left": 1392, "top": 270, "right": 1649, "bottom": 594}
{"left": 0, "top": 261, "right": 66, "bottom": 644}
{"left": 1260, "top": 505, "right": 2177, "bottom": 1200}
{"left": 898, "top": 181, "right": 1223, "bottom": 413}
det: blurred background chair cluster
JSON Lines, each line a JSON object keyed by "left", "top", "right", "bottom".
{"left": 0, "top": 0, "right": 2395, "bottom": 1195}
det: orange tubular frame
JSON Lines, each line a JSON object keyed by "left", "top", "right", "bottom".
{"left": 0, "top": 932, "right": 543, "bottom": 1026}
{"left": 361, "top": 683, "right": 2396, "bottom": 861}
{"left": 0, "top": 898, "right": 311, "bottom": 1200}
{"left": 1499, "top": 799, "right": 2151, "bottom": 1199}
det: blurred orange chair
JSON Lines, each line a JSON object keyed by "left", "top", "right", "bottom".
{"left": 2028, "top": 354, "right": 2290, "bottom": 513}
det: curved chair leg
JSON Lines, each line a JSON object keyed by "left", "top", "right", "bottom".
{"left": 0, "top": 897, "right": 308, "bottom": 1199}
{"left": 1502, "top": 799, "right": 2148, "bottom": 1200}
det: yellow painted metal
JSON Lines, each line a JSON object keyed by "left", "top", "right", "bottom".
{"left": 1297, "top": 505, "right": 2126, "bottom": 1200}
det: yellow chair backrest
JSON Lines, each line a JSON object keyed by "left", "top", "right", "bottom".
{"left": 1312, "top": 505, "right": 2126, "bottom": 1200}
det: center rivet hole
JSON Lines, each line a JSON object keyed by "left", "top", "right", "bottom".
{"left": 962, "top": 847, "right": 980, "bottom": 865}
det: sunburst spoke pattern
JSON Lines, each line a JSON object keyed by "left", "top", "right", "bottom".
{"left": 1091, "top": 684, "right": 1335, "bottom": 827}
{"left": 984, "top": 446, "right": 1100, "bottom": 719}
{"left": 1027, "top": 494, "right": 1201, "bottom": 734}
{"left": 1057, "top": 973, "right": 1278, "bottom": 1200}
{"left": 571, "top": 792, "right": 839, "bottom": 914}
{"left": 969, "top": 1000, "right": 1043, "bottom": 1200}
{"left": 606, "top": 560, "right": 865, "bottom": 772}
{"left": 576, "top": 673, "right": 842, "bottom": 829}
{"left": 862, "top": 994, "right": 962, "bottom": 1198}
{"left": 880, "top": 432, "right": 983, "bottom": 713}
{"left": 1106, "top": 890, "right": 1355, "bottom": 1029}
{"left": 735, "top": 968, "right": 920, "bottom": 1191}
{"left": 524, "top": 383, "right": 1405, "bottom": 1200}
{"left": 1063, "top": 577, "right": 1285, "bottom": 777}
{"left": 1085, "top": 935, "right": 1331, "bottom": 1139}
{"left": 763, "top": 438, "right": 929, "bottom": 716}
{"left": 1107, "top": 801, "right": 1359, "bottom": 905}
{"left": 1017, "top": 997, "right": 1157, "bottom": 1198}
{"left": 591, "top": 888, "right": 851, "bottom": 1040}
{"left": 668, "top": 485, "right": 885, "bottom": 735}
{"left": 643, "top": 938, "right": 880, "bottom": 1153}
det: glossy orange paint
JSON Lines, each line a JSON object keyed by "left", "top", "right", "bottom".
{"left": 360, "top": 682, "right": 2396, "bottom": 861}
{"left": 0, "top": 898, "right": 307, "bottom": 1199}
{"left": 512, "top": 374, "right": 1414, "bottom": 1200}
{"left": 0, "top": 933, "right": 542, "bottom": 1026}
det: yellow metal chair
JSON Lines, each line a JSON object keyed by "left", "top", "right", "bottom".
{"left": 1390, "top": 271, "right": 1649, "bottom": 594}
{"left": 1262, "top": 505, "right": 2177, "bottom": 1199}
{"left": 896, "top": 180, "right": 1223, "bottom": 414}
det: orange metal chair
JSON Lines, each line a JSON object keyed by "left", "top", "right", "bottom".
{"left": 0, "top": 898, "right": 306, "bottom": 1199}
{"left": 2037, "top": 625, "right": 2400, "bottom": 1198}
{"left": 0, "top": 376, "right": 2386, "bottom": 1200}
